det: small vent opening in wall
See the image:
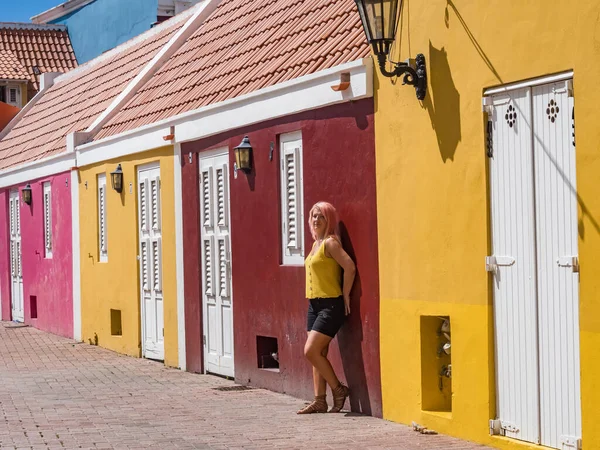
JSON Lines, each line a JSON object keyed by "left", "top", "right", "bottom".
{"left": 256, "top": 335, "right": 279, "bottom": 372}
{"left": 30, "top": 296, "right": 37, "bottom": 319}
{"left": 110, "top": 309, "right": 122, "bottom": 336}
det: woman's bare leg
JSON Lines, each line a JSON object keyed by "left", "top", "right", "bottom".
{"left": 309, "top": 331, "right": 329, "bottom": 396}
{"left": 304, "top": 330, "right": 339, "bottom": 389}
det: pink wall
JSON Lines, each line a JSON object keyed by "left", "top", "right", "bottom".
{"left": 0, "top": 172, "right": 73, "bottom": 337}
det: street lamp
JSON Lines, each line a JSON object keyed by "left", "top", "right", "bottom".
{"left": 110, "top": 164, "right": 124, "bottom": 193}
{"left": 354, "top": 0, "right": 427, "bottom": 100}
{"left": 22, "top": 184, "right": 32, "bottom": 205}
{"left": 234, "top": 136, "right": 253, "bottom": 174}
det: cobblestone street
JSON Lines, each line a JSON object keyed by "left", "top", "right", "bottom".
{"left": 0, "top": 324, "right": 491, "bottom": 449}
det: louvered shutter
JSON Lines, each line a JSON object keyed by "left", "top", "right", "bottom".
{"left": 141, "top": 238, "right": 151, "bottom": 291}
{"left": 9, "top": 198, "right": 14, "bottom": 237}
{"left": 151, "top": 176, "right": 161, "bottom": 231}
{"left": 283, "top": 148, "right": 300, "bottom": 251}
{"left": 201, "top": 168, "right": 213, "bottom": 228}
{"left": 203, "top": 238, "right": 214, "bottom": 296}
{"left": 216, "top": 165, "right": 228, "bottom": 227}
{"left": 139, "top": 178, "right": 150, "bottom": 233}
{"left": 152, "top": 239, "right": 162, "bottom": 292}
{"left": 43, "top": 183, "right": 52, "bottom": 256}
{"left": 280, "top": 134, "right": 304, "bottom": 264}
{"left": 217, "top": 238, "right": 229, "bottom": 297}
{"left": 98, "top": 175, "right": 107, "bottom": 260}
{"left": 15, "top": 197, "right": 20, "bottom": 236}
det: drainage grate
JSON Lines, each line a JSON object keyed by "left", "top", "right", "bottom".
{"left": 213, "top": 385, "right": 254, "bottom": 392}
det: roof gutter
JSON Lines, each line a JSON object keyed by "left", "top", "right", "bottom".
{"left": 76, "top": 57, "right": 373, "bottom": 166}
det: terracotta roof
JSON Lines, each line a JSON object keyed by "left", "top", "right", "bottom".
{"left": 0, "top": 18, "right": 186, "bottom": 170}
{"left": 95, "top": 0, "right": 370, "bottom": 139}
{"left": 0, "top": 23, "right": 77, "bottom": 93}
{"left": 0, "top": 50, "right": 29, "bottom": 81}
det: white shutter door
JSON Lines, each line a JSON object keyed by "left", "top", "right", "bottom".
{"left": 200, "top": 152, "right": 234, "bottom": 377}
{"left": 138, "top": 166, "right": 164, "bottom": 361}
{"left": 9, "top": 191, "right": 23, "bottom": 322}
{"left": 489, "top": 88, "right": 540, "bottom": 444}
{"left": 532, "top": 82, "right": 581, "bottom": 449}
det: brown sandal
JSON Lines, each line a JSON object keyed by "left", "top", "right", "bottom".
{"left": 297, "top": 394, "right": 328, "bottom": 414}
{"left": 329, "top": 383, "right": 349, "bottom": 413}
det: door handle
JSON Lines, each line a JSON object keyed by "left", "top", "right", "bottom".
{"left": 485, "top": 256, "right": 515, "bottom": 272}
{"left": 557, "top": 256, "right": 579, "bottom": 273}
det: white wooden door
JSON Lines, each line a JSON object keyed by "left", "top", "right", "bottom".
{"left": 199, "top": 151, "right": 234, "bottom": 377}
{"left": 9, "top": 190, "right": 23, "bottom": 322}
{"left": 138, "top": 165, "right": 164, "bottom": 361}
{"left": 488, "top": 80, "right": 581, "bottom": 449}
{"left": 488, "top": 87, "right": 540, "bottom": 444}
{"left": 532, "top": 82, "right": 581, "bottom": 449}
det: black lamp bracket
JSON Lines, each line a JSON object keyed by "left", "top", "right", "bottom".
{"left": 376, "top": 53, "right": 427, "bottom": 101}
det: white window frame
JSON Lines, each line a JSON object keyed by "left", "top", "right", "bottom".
{"left": 98, "top": 174, "right": 108, "bottom": 262}
{"left": 43, "top": 182, "right": 52, "bottom": 258}
{"left": 1, "top": 84, "right": 22, "bottom": 108}
{"left": 279, "top": 131, "right": 304, "bottom": 265}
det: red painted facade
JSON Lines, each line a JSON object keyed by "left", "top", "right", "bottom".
{"left": 181, "top": 99, "right": 381, "bottom": 416}
{"left": 0, "top": 172, "right": 73, "bottom": 337}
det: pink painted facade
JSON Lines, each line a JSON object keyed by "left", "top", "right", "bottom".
{"left": 0, "top": 172, "right": 73, "bottom": 337}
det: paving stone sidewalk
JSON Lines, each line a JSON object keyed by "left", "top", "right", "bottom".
{"left": 0, "top": 323, "right": 492, "bottom": 450}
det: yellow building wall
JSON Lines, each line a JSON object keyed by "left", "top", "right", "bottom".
{"left": 377, "top": 1, "right": 600, "bottom": 449}
{"left": 79, "top": 147, "right": 179, "bottom": 367}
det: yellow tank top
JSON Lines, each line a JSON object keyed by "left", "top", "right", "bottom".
{"left": 305, "top": 237, "right": 343, "bottom": 299}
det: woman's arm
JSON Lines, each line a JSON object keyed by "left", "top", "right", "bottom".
{"left": 326, "top": 237, "right": 356, "bottom": 315}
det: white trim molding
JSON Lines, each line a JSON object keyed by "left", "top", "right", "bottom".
{"left": 484, "top": 71, "right": 573, "bottom": 95}
{"left": 0, "top": 152, "right": 75, "bottom": 189}
{"left": 77, "top": 57, "right": 373, "bottom": 165}
{"left": 31, "top": 0, "right": 96, "bottom": 24}
{"left": 173, "top": 143, "right": 186, "bottom": 370}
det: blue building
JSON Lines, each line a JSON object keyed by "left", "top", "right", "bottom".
{"left": 32, "top": 0, "right": 200, "bottom": 63}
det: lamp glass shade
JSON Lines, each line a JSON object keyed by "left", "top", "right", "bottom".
{"left": 354, "top": 0, "right": 400, "bottom": 55}
{"left": 22, "top": 184, "right": 32, "bottom": 205}
{"left": 110, "top": 164, "right": 124, "bottom": 193}
{"left": 234, "top": 136, "right": 253, "bottom": 173}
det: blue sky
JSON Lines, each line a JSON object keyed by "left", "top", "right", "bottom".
{"left": 3, "top": 1, "right": 64, "bottom": 23}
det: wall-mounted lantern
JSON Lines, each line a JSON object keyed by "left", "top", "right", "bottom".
{"left": 110, "top": 164, "right": 124, "bottom": 193}
{"left": 22, "top": 184, "right": 32, "bottom": 205}
{"left": 234, "top": 136, "right": 253, "bottom": 174}
{"left": 353, "top": 0, "right": 427, "bottom": 100}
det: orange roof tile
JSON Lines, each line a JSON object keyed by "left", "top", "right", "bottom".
{"left": 0, "top": 50, "right": 29, "bottom": 81}
{"left": 0, "top": 18, "right": 187, "bottom": 170}
{"left": 0, "top": 24, "right": 77, "bottom": 92}
{"left": 95, "top": 0, "right": 370, "bottom": 140}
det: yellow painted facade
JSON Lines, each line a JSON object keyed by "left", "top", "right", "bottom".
{"left": 79, "top": 147, "right": 179, "bottom": 367}
{"left": 377, "top": 1, "right": 600, "bottom": 449}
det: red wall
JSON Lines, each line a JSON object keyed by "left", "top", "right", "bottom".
{"left": 182, "top": 99, "right": 381, "bottom": 416}
{"left": 0, "top": 172, "right": 73, "bottom": 337}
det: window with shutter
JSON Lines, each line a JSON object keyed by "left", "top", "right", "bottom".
{"left": 43, "top": 182, "right": 52, "bottom": 258}
{"left": 279, "top": 132, "right": 304, "bottom": 265}
{"left": 9, "top": 88, "right": 17, "bottom": 104}
{"left": 97, "top": 174, "right": 108, "bottom": 262}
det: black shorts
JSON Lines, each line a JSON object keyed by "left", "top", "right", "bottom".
{"left": 306, "top": 296, "right": 346, "bottom": 338}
